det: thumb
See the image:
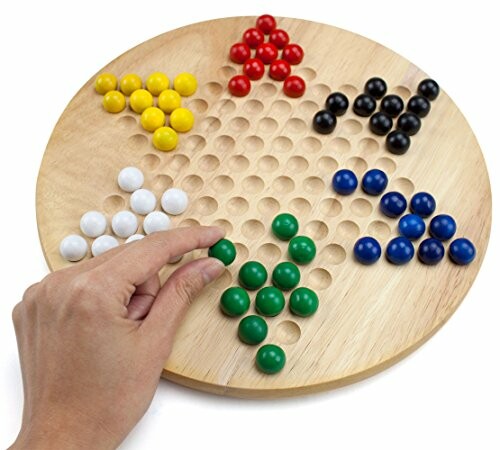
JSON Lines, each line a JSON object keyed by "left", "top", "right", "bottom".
{"left": 144, "top": 257, "right": 225, "bottom": 341}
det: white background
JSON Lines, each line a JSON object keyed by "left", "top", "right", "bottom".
{"left": 1, "top": 1, "right": 499, "bottom": 449}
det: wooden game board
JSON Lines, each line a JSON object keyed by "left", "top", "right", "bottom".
{"left": 36, "top": 17, "right": 492, "bottom": 398}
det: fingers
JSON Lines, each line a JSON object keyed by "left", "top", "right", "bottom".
{"left": 96, "top": 226, "right": 224, "bottom": 288}
{"left": 127, "top": 274, "right": 161, "bottom": 320}
{"left": 143, "top": 257, "right": 225, "bottom": 343}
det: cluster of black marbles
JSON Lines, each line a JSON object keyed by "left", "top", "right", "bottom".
{"left": 360, "top": 77, "right": 440, "bottom": 155}
{"left": 312, "top": 92, "right": 349, "bottom": 134}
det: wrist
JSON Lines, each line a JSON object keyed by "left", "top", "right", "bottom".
{"left": 11, "top": 409, "right": 118, "bottom": 450}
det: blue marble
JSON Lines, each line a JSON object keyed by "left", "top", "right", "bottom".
{"left": 398, "top": 214, "right": 426, "bottom": 240}
{"left": 449, "top": 238, "right": 476, "bottom": 265}
{"left": 386, "top": 236, "right": 414, "bottom": 265}
{"left": 429, "top": 214, "right": 456, "bottom": 241}
{"left": 410, "top": 192, "right": 436, "bottom": 218}
{"left": 361, "top": 169, "right": 388, "bottom": 196}
{"left": 332, "top": 169, "right": 358, "bottom": 195}
{"left": 418, "top": 238, "right": 445, "bottom": 265}
{"left": 380, "top": 191, "right": 407, "bottom": 218}
{"left": 353, "top": 237, "right": 382, "bottom": 265}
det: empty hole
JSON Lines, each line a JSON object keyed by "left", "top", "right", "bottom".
{"left": 270, "top": 99, "right": 292, "bottom": 115}
{"left": 241, "top": 219, "right": 265, "bottom": 238}
{"left": 283, "top": 118, "right": 307, "bottom": 134}
{"left": 242, "top": 175, "right": 265, "bottom": 193}
{"left": 320, "top": 244, "right": 347, "bottom": 265}
{"left": 295, "top": 67, "right": 317, "bottom": 81}
{"left": 391, "top": 177, "right": 415, "bottom": 196}
{"left": 258, "top": 155, "right": 279, "bottom": 172}
{"left": 342, "top": 119, "right": 363, "bottom": 135}
{"left": 103, "top": 194, "right": 125, "bottom": 214}
{"left": 229, "top": 116, "right": 250, "bottom": 132}
{"left": 243, "top": 135, "right": 264, "bottom": 152}
{"left": 140, "top": 153, "right": 161, "bottom": 171}
{"left": 319, "top": 198, "right": 342, "bottom": 217}
{"left": 257, "top": 197, "right": 280, "bottom": 215}
{"left": 345, "top": 156, "right": 368, "bottom": 175}
{"left": 243, "top": 99, "right": 264, "bottom": 114}
{"left": 198, "top": 154, "right": 220, "bottom": 172}
{"left": 200, "top": 116, "right": 221, "bottom": 132}
{"left": 211, "top": 219, "right": 233, "bottom": 234}
{"left": 214, "top": 135, "right": 236, "bottom": 151}
{"left": 118, "top": 115, "right": 137, "bottom": 128}
{"left": 367, "top": 220, "right": 392, "bottom": 240}
{"left": 218, "top": 65, "right": 237, "bottom": 78}
{"left": 210, "top": 270, "right": 232, "bottom": 292}
{"left": 273, "top": 176, "right": 295, "bottom": 193}
{"left": 317, "top": 156, "right": 338, "bottom": 173}
{"left": 211, "top": 175, "right": 234, "bottom": 193}
{"left": 228, "top": 154, "right": 250, "bottom": 171}
{"left": 127, "top": 133, "right": 149, "bottom": 150}
{"left": 203, "top": 81, "right": 223, "bottom": 96}
{"left": 234, "top": 243, "right": 249, "bottom": 262}
{"left": 338, "top": 84, "right": 358, "bottom": 97}
{"left": 311, "top": 83, "right": 330, "bottom": 98}
{"left": 258, "top": 117, "right": 279, "bottom": 133}
{"left": 350, "top": 198, "right": 373, "bottom": 217}
{"left": 179, "top": 218, "right": 201, "bottom": 227}
{"left": 186, "top": 98, "right": 208, "bottom": 113}
{"left": 307, "top": 268, "right": 332, "bottom": 290}
{"left": 226, "top": 197, "right": 249, "bottom": 215}
{"left": 257, "top": 243, "right": 282, "bottom": 264}
{"left": 304, "top": 220, "right": 329, "bottom": 240}
{"left": 181, "top": 174, "right": 203, "bottom": 192}
{"left": 358, "top": 137, "right": 380, "bottom": 154}
{"left": 272, "top": 136, "right": 293, "bottom": 152}
{"left": 393, "top": 85, "right": 412, "bottom": 100}
{"left": 298, "top": 100, "right": 319, "bottom": 115}
{"left": 299, "top": 136, "right": 322, "bottom": 153}
{"left": 214, "top": 98, "right": 237, "bottom": 114}
{"left": 256, "top": 82, "right": 278, "bottom": 97}
{"left": 336, "top": 220, "right": 360, "bottom": 239}
{"left": 330, "top": 137, "right": 351, "bottom": 154}
{"left": 303, "top": 176, "right": 325, "bottom": 194}
{"left": 170, "top": 154, "right": 189, "bottom": 171}
{"left": 286, "top": 156, "right": 309, "bottom": 173}
{"left": 288, "top": 197, "right": 312, "bottom": 216}
{"left": 152, "top": 174, "right": 173, "bottom": 191}
{"left": 185, "top": 135, "right": 206, "bottom": 152}
{"left": 374, "top": 157, "right": 397, "bottom": 174}
{"left": 193, "top": 196, "right": 218, "bottom": 215}
{"left": 275, "top": 320, "right": 301, "bottom": 345}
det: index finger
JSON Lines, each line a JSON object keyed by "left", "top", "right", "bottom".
{"left": 95, "top": 226, "right": 225, "bottom": 286}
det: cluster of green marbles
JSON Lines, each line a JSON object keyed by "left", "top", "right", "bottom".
{"left": 209, "top": 213, "right": 319, "bottom": 375}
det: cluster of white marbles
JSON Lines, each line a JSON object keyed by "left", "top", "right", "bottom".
{"left": 59, "top": 166, "right": 189, "bottom": 262}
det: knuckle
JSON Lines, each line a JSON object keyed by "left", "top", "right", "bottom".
{"left": 69, "top": 272, "right": 102, "bottom": 298}
{"left": 11, "top": 302, "right": 23, "bottom": 325}
{"left": 22, "top": 282, "right": 40, "bottom": 302}
{"left": 173, "top": 274, "right": 204, "bottom": 305}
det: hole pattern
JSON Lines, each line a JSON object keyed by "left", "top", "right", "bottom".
{"left": 270, "top": 100, "right": 292, "bottom": 115}
{"left": 243, "top": 135, "right": 264, "bottom": 152}
{"left": 317, "top": 156, "right": 338, "bottom": 173}
{"left": 203, "top": 82, "right": 223, "bottom": 96}
{"left": 200, "top": 116, "right": 222, "bottom": 132}
{"left": 289, "top": 197, "right": 312, "bottom": 216}
{"left": 304, "top": 220, "right": 329, "bottom": 240}
{"left": 336, "top": 220, "right": 360, "bottom": 239}
{"left": 320, "top": 244, "right": 347, "bottom": 265}
{"left": 367, "top": 220, "right": 392, "bottom": 241}
{"left": 392, "top": 177, "right": 415, "bottom": 196}
{"left": 214, "top": 98, "right": 237, "bottom": 114}
{"left": 350, "top": 198, "right": 373, "bottom": 217}
{"left": 198, "top": 154, "right": 220, "bottom": 172}
{"left": 243, "top": 99, "right": 264, "bottom": 114}
{"left": 273, "top": 176, "right": 295, "bottom": 194}
{"left": 330, "top": 137, "right": 351, "bottom": 154}
{"left": 212, "top": 219, "right": 233, "bottom": 234}
{"left": 118, "top": 115, "right": 137, "bottom": 128}
{"left": 258, "top": 117, "right": 279, "bottom": 133}
{"left": 342, "top": 119, "right": 363, "bottom": 135}
{"left": 272, "top": 136, "right": 294, "bottom": 153}
{"left": 229, "top": 116, "right": 250, "bottom": 132}
{"left": 227, "top": 197, "right": 249, "bottom": 216}
{"left": 308, "top": 268, "right": 332, "bottom": 290}
{"left": 140, "top": 153, "right": 161, "bottom": 171}
{"left": 214, "top": 135, "right": 236, "bottom": 151}
{"left": 186, "top": 98, "right": 208, "bottom": 113}
{"left": 258, "top": 155, "right": 279, "bottom": 172}
{"left": 228, "top": 155, "right": 250, "bottom": 172}
{"left": 319, "top": 198, "right": 342, "bottom": 217}
{"left": 211, "top": 175, "right": 234, "bottom": 193}
{"left": 181, "top": 174, "right": 203, "bottom": 192}
{"left": 127, "top": 133, "right": 149, "bottom": 150}
{"left": 193, "top": 196, "right": 218, "bottom": 216}
{"left": 287, "top": 156, "right": 309, "bottom": 173}
{"left": 345, "top": 156, "right": 368, "bottom": 175}
{"left": 303, "top": 176, "right": 325, "bottom": 194}
{"left": 152, "top": 174, "right": 173, "bottom": 191}
{"left": 338, "top": 84, "right": 358, "bottom": 97}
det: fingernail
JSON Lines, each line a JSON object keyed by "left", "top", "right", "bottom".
{"left": 202, "top": 258, "right": 226, "bottom": 283}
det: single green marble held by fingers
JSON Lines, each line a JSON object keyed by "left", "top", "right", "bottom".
{"left": 289, "top": 287, "right": 319, "bottom": 317}
{"left": 238, "top": 261, "right": 268, "bottom": 290}
{"left": 272, "top": 261, "right": 300, "bottom": 290}
{"left": 255, "top": 286, "right": 285, "bottom": 316}
{"left": 256, "top": 344, "right": 286, "bottom": 374}
{"left": 220, "top": 287, "right": 250, "bottom": 317}
{"left": 288, "top": 235, "right": 316, "bottom": 264}
{"left": 272, "top": 213, "right": 299, "bottom": 240}
{"left": 238, "top": 315, "right": 268, "bottom": 345}
{"left": 208, "top": 238, "right": 236, "bottom": 266}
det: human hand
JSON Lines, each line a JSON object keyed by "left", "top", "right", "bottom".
{"left": 10, "top": 226, "right": 225, "bottom": 450}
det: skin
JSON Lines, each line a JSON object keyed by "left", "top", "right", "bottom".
{"left": 9, "top": 226, "right": 226, "bottom": 450}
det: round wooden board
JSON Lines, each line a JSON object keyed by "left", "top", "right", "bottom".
{"left": 37, "top": 17, "right": 491, "bottom": 398}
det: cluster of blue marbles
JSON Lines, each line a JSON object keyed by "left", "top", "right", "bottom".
{"left": 332, "top": 168, "right": 388, "bottom": 196}
{"left": 353, "top": 190, "right": 476, "bottom": 266}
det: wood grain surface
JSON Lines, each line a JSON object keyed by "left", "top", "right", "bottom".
{"left": 36, "top": 17, "right": 492, "bottom": 398}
